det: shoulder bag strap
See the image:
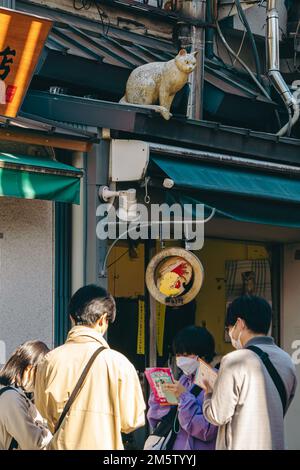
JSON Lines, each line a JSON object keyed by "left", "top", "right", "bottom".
{"left": 54, "top": 346, "right": 106, "bottom": 434}
{"left": 247, "top": 345, "right": 288, "bottom": 415}
{"left": 0, "top": 386, "right": 15, "bottom": 397}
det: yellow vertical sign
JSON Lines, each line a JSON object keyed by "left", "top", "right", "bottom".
{"left": 137, "top": 299, "right": 145, "bottom": 355}
{"left": 156, "top": 302, "right": 166, "bottom": 357}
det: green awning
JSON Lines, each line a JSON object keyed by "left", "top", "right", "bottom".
{"left": 0, "top": 153, "right": 82, "bottom": 204}
{"left": 151, "top": 156, "right": 300, "bottom": 228}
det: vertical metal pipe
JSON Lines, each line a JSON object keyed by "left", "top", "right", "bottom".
{"left": 205, "top": 0, "right": 214, "bottom": 60}
{"left": 266, "top": 0, "right": 299, "bottom": 135}
{"left": 86, "top": 136, "right": 109, "bottom": 290}
{"left": 178, "top": 0, "right": 206, "bottom": 120}
{"left": 144, "top": 240, "right": 157, "bottom": 368}
{"left": 72, "top": 151, "right": 85, "bottom": 293}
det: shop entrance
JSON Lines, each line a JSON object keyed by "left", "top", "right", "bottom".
{"left": 107, "top": 237, "right": 280, "bottom": 369}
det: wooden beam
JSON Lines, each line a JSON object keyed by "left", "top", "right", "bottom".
{"left": 0, "top": 128, "right": 94, "bottom": 152}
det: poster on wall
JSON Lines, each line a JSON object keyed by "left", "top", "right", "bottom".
{"left": 224, "top": 259, "right": 272, "bottom": 341}
{"left": 0, "top": 7, "right": 52, "bottom": 118}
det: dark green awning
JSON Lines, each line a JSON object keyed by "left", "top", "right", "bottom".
{"left": 151, "top": 156, "right": 300, "bottom": 228}
{"left": 0, "top": 153, "right": 82, "bottom": 204}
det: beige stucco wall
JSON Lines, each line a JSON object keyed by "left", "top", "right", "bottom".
{"left": 0, "top": 197, "right": 54, "bottom": 364}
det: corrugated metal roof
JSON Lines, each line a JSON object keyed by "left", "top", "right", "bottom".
{"left": 16, "top": 1, "right": 276, "bottom": 106}
{"left": 0, "top": 113, "right": 98, "bottom": 139}
{"left": 47, "top": 21, "right": 274, "bottom": 103}
{"left": 46, "top": 23, "right": 174, "bottom": 69}
{"left": 16, "top": 0, "right": 175, "bottom": 69}
{"left": 45, "top": 23, "right": 272, "bottom": 103}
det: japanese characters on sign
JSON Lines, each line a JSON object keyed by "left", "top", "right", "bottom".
{"left": 0, "top": 8, "right": 52, "bottom": 117}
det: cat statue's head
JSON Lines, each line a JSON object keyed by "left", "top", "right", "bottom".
{"left": 175, "top": 49, "right": 198, "bottom": 74}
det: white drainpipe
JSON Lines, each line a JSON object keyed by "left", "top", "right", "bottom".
{"left": 267, "top": 0, "right": 299, "bottom": 136}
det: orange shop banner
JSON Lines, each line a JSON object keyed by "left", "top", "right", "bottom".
{"left": 0, "top": 7, "right": 52, "bottom": 118}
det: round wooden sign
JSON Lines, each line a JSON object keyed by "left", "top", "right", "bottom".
{"left": 146, "top": 248, "right": 204, "bottom": 306}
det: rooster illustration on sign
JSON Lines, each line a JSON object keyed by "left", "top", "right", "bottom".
{"left": 157, "top": 257, "right": 193, "bottom": 297}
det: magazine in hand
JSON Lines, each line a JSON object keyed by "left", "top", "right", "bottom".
{"left": 194, "top": 358, "right": 218, "bottom": 390}
{"left": 145, "top": 367, "right": 178, "bottom": 406}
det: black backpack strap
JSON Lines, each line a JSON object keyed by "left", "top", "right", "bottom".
{"left": 190, "top": 384, "right": 203, "bottom": 397}
{"left": 0, "top": 386, "right": 20, "bottom": 450}
{"left": 8, "top": 438, "right": 18, "bottom": 450}
{"left": 54, "top": 346, "right": 106, "bottom": 434}
{"left": 247, "top": 345, "right": 288, "bottom": 415}
{"left": 150, "top": 384, "right": 202, "bottom": 450}
{"left": 152, "top": 406, "right": 178, "bottom": 450}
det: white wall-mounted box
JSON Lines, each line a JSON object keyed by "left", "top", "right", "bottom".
{"left": 110, "top": 139, "right": 149, "bottom": 182}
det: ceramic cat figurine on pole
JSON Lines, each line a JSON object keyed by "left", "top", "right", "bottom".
{"left": 120, "top": 49, "right": 198, "bottom": 120}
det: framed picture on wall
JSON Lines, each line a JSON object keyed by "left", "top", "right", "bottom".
{"left": 224, "top": 259, "right": 272, "bottom": 342}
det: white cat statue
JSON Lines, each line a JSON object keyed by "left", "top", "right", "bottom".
{"left": 120, "top": 49, "right": 198, "bottom": 120}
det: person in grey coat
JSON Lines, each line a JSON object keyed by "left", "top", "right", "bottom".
{"left": 0, "top": 340, "right": 52, "bottom": 450}
{"left": 203, "top": 295, "right": 297, "bottom": 450}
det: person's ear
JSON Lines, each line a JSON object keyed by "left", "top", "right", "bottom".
{"left": 98, "top": 313, "right": 109, "bottom": 328}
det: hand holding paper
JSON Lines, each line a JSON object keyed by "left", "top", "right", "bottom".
{"left": 163, "top": 381, "right": 187, "bottom": 399}
{"left": 145, "top": 368, "right": 179, "bottom": 405}
{"left": 194, "top": 358, "right": 218, "bottom": 392}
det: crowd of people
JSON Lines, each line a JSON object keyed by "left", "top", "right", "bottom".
{"left": 0, "top": 285, "right": 297, "bottom": 450}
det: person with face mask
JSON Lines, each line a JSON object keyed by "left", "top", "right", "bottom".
{"left": 147, "top": 326, "right": 218, "bottom": 450}
{"left": 34, "top": 285, "right": 145, "bottom": 450}
{"left": 203, "top": 295, "right": 298, "bottom": 450}
{"left": 0, "top": 340, "right": 52, "bottom": 450}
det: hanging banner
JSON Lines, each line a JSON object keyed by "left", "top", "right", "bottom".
{"left": 156, "top": 302, "right": 166, "bottom": 357}
{"left": 137, "top": 299, "right": 145, "bottom": 355}
{"left": 0, "top": 7, "right": 52, "bottom": 118}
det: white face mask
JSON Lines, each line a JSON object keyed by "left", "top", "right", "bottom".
{"left": 176, "top": 356, "right": 199, "bottom": 376}
{"left": 229, "top": 324, "right": 243, "bottom": 350}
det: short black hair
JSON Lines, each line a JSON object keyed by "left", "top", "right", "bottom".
{"left": 173, "top": 326, "right": 215, "bottom": 363}
{"left": 68, "top": 284, "right": 116, "bottom": 326}
{"left": 0, "top": 340, "right": 49, "bottom": 387}
{"left": 225, "top": 295, "right": 272, "bottom": 335}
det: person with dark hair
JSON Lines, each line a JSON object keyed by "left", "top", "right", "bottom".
{"left": 203, "top": 295, "right": 297, "bottom": 450}
{"left": 147, "top": 326, "right": 218, "bottom": 450}
{"left": 0, "top": 340, "right": 52, "bottom": 450}
{"left": 35, "top": 284, "right": 145, "bottom": 450}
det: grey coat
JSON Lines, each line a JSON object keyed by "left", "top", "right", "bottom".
{"left": 203, "top": 337, "right": 297, "bottom": 450}
{"left": 0, "top": 386, "right": 52, "bottom": 450}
